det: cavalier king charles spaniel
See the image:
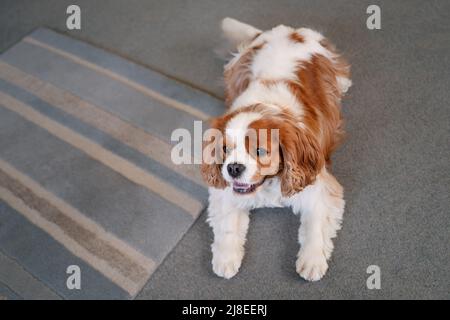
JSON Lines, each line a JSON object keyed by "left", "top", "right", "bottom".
{"left": 201, "top": 18, "right": 351, "bottom": 281}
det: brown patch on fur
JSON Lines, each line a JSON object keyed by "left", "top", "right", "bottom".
{"left": 320, "top": 39, "right": 351, "bottom": 80}
{"left": 201, "top": 158, "right": 228, "bottom": 189}
{"left": 248, "top": 114, "right": 324, "bottom": 196}
{"left": 223, "top": 43, "right": 264, "bottom": 107}
{"left": 247, "top": 118, "right": 280, "bottom": 171}
{"left": 287, "top": 52, "right": 350, "bottom": 164}
{"left": 289, "top": 32, "right": 305, "bottom": 43}
{"left": 259, "top": 78, "right": 281, "bottom": 87}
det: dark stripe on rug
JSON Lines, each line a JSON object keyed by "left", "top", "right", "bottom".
{"left": 0, "top": 201, "right": 131, "bottom": 299}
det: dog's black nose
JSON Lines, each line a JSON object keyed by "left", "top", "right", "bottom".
{"left": 227, "top": 163, "right": 245, "bottom": 178}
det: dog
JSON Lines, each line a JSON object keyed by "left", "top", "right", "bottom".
{"left": 201, "top": 18, "right": 351, "bottom": 281}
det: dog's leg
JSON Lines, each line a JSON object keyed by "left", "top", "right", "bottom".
{"left": 207, "top": 189, "right": 250, "bottom": 279}
{"left": 293, "top": 169, "right": 345, "bottom": 281}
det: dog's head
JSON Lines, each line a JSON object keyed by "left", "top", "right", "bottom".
{"left": 201, "top": 105, "right": 324, "bottom": 196}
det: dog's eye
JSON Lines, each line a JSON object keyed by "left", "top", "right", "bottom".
{"left": 256, "top": 148, "right": 267, "bottom": 157}
{"left": 223, "top": 145, "right": 230, "bottom": 154}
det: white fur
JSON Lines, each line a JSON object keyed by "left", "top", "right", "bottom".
{"left": 251, "top": 25, "right": 302, "bottom": 81}
{"left": 337, "top": 76, "right": 352, "bottom": 94}
{"left": 207, "top": 18, "right": 348, "bottom": 281}
{"left": 251, "top": 26, "right": 330, "bottom": 80}
{"left": 230, "top": 81, "right": 303, "bottom": 116}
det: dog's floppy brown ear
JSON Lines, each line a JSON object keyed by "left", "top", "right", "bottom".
{"left": 201, "top": 161, "right": 227, "bottom": 189}
{"left": 200, "top": 116, "right": 229, "bottom": 189}
{"left": 279, "top": 122, "right": 324, "bottom": 197}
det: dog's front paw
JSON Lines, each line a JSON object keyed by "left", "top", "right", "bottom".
{"left": 211, "top": 244, "right": 243, "bottom": 279}
{"left": 296, "top": 248, "right": 328, "bottom": 281}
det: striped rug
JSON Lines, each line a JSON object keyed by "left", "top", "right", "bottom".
{"left": 0, "top": 28, "right": 223, "bottom": 299}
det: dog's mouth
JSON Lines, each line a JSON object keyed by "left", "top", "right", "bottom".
{"left": 232, "top": 178, "right": 265, "bottom": 194}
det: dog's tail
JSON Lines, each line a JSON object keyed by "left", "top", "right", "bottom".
{"left": 221, "top": 17, "right": 261, "bottom": 48}
{"left": 216, "top": 17, "right": 261, "bottom": 59}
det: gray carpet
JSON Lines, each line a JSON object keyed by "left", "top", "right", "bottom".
{"left": 1, "top": 0, "right": 449, "bottom": 299}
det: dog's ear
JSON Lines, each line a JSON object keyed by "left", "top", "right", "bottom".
{"left": 279, "top": 122, "right": 324, "bottom": 197}
{"left": 200, "top": 116, "right": 229, "bottom": 189}
{"left": 201, "top": 161, "right": 227, "bottom": 189}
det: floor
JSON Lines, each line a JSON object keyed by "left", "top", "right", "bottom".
{"left": 1, "top": 0, "right": 449, "bottom": 299}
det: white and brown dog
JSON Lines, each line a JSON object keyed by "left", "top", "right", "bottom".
{"left": 201, "top": 18, "right": 351, "bottom": 281}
